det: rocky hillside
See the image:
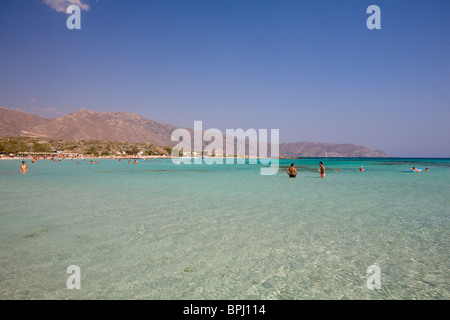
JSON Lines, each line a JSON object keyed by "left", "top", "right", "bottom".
{"left": 20, "top": 108, "right": 179, "bottom": 146}
{"left": 0, "top": 107, "right": 387, "bottom": 157}
{"left": 0, "top": 107, "right": 50, "bottom": 137}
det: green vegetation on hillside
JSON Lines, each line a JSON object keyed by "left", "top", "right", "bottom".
{"left": 0, "top": 137, "right": 172, "bottom": 156}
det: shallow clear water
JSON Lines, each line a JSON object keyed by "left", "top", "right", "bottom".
{"left": 0, "top": 158, "right": 448, "bottom": 299}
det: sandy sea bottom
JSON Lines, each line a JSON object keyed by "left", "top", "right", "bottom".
{"left": 0, "top": 158, "right": 448, "bottom": 299}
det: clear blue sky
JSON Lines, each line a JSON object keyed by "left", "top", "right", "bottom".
{"left": 1, "top": 0, "right": 449, "bottom": 157}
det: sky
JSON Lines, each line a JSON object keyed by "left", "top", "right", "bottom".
{"left": 0, "top": 0, "right": 449, "bottom": 157}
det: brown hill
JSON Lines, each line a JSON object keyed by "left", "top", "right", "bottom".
{"left": 28, "top": 108, "right": 179, "bottom": 146}
{"left": 0, "top": 107, "right": 387, "bottom": 157}
{"left": 0, "top": 107, "right": 51, "bottom": 137}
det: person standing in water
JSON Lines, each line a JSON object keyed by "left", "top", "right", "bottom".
{"left": 20, "top": 161, "right": 28, "bottom": 174}
{"left": 319, "top": 162, "right": 325, "bottom": 178}
{"left": 287, "top": 163, "right": 298, "bottom": 178}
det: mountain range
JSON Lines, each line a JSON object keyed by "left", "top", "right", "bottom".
{"left": 0, "top": 107, "right": 387, "bottom": 157}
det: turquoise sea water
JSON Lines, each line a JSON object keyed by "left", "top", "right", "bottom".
{"left": 0, "top": 157, "right": 448, "bottom": 299}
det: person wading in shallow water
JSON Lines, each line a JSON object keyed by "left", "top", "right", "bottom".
{"left": 20, "top": 161, "right": 28, "bottom": 174}
{"left": 287, "top": 163, "right": 298, "bottom": 178}
{"left": 319, "top": 162, "right": 325, "bottom": 178}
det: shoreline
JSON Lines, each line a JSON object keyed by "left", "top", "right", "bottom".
{"left": 2, "top": 156, "right": 449, "bottom": 161}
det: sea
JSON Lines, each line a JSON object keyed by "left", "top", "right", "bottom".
{"left": 0, "top": 157, "right": 448, "bottom": 299}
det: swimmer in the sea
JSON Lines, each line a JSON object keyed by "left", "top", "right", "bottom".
{"left": 20, "top": 161, "right": 28, "bottom": 174}
{"left": 319, "top": 162, "right": 325, "bottom": 178}
{"left": 287, "top": 163, "right": 297, "bottom": 178}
